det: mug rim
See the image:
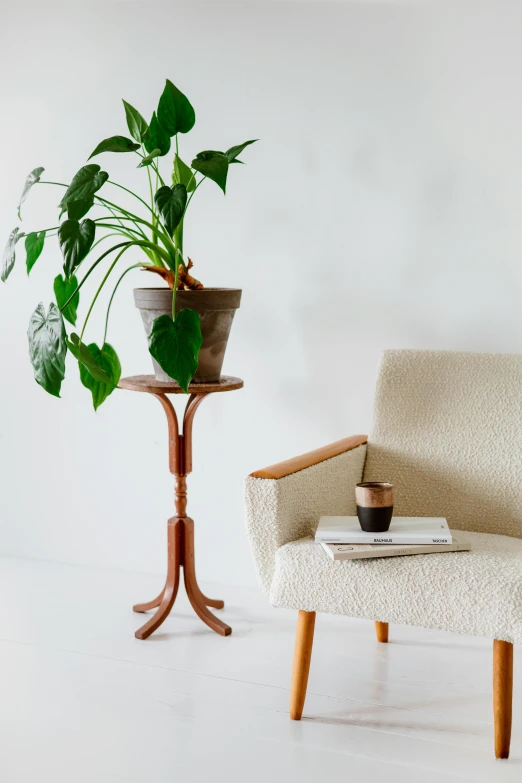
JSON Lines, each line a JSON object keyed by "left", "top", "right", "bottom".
{"left": 356, "top": 481, "right": 393, "bottom": 489}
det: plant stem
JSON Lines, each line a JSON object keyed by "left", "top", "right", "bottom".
{"left": 94, "top": 215, "right": 147, "bottom": 239}
{"left": 150, "top": 161, "right": 166, "bottom": 187}
{"left": 89, "top": 232, "right": 123, "bottom": 252}
{"left": 107, "top": 180, "right": 157, "bottom": 218}
{"left": 184, "top": 176, "right": 205, "bottom": 214}
{"left": 78, "top": 238, "right": 173, "bottom": 341}
{"left": 38, "top": 180, "right": 68, "bottom": 187}
{"left": 172, "top": 261, "right": 178, "bottom": 321}
{"left": 80, "top": 245, "right": 131, "bottom": 344}
{"left": 60, "top": 242, "right": 131, "bottom": 311}
{"left": 102, "top": 263, "right": 142, "bottom": 344}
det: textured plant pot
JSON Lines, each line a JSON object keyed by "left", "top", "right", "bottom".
{"left": 134, "top": 287, "right": 242, "bottom": 383}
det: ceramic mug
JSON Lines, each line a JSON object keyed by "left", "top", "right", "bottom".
{"left": 355, "top": 482, "right": 394, "bottom": 533}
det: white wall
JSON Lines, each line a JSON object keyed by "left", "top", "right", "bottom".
{"left": 1, "top": 1, "right": 521, "bottom": 587}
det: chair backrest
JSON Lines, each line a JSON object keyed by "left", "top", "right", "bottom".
{"left": 363, "top": 350, "right": 522, "bottom": 539}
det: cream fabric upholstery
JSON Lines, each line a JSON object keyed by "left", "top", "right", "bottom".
{"left": 245, "top": 445, "right": 366, "bottom": 595}
{"left": 364, "top": 350, "right": 522, "bottom": 538}
{"left": 270, "top": 532, "right": 522, "bottom": 644}
{"left": 245, "top": 350, "right": 522, "bottom": 641}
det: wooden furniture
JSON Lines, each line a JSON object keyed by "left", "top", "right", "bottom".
{"left": 246, "top": 350, "right": 522, "bottom": 759}
{"left": 120, "top": 374, "right": 243, "bottom": 639}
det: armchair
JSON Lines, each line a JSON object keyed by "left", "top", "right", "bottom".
{"left": 245, "top": 350, "right": 522, "bottom": 759}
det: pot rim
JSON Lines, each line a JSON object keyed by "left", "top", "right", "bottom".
{"left": 133, "top": 286, "right": 242, "bottom": 292}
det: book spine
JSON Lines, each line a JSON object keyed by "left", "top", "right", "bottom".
{"left": 325, "top": 542, "right": 463, "bottom": 560}
{"left": 316, "top": 535, "right": 452, "bottom": 545}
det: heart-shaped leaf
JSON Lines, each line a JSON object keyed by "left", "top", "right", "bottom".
{"left": 59, "top": 219, "right": 95, "bottom": 278}
{"left": 53, "top": 273, "right": 80, "bottom": 326}
{"left": 59, "top": 164, "right": 108, "bottom": 214}
{"left": 148, "top": 309, "right": 202, "bottom": 392}
{"left": 138, "top": 148, "right": 161, "bottom": 168}
{"left": 66, "top": 196, "right": 94, "bottom": 221}
{"left": 18, "top": 166, "right": 44, "bottom": 220}
{"left": 25, "top": 231, "right": 45, "bottom": 275}
{"left": 144, "top": 112, "right": 170, "bottom": 156}
{"left": 226, "top": 139, "right": 258, "bottom": 163}
{"left": 2, "top": 227, "right": 24, "bottom": 282}
{"left": 67, "top": 333, "right": 115, "bottom": 385}
{"left": 79, "top": 342, "right": 121, "bottom": 410}
{"left": 27, "top": 302, "right": 67, "bottom": 397}
{"left": 122, "top": 99, "right": 149, "bottom": 143}
{"left": 192, "top": 151, "right": 229, "bottom": 194}
{"left": 154, "top": 184, "right": 187, "bottom": 236}
{"left": 172, "top": 154, "right": 196, "bottom": 192}
{"left": 88, "top": 135, "right": 140, "bottom": 159}
{"left": 157, "top": 79, "right": 196, "bottom": 136}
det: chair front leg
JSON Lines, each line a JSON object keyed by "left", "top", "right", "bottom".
{"left": 290, "top": 610, "right": 316, "bottom": 720}
{"left": 493, "top": 639, "right": 513, "bottom": 759}
{"left": 375, "top": 621, "right": 389, "bottom": 643}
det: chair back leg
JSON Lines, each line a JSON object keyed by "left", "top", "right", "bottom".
{"left": 290, "top": 610, "right": 316, "bottom": 720}
{"left": 493, "top": 639, "right": 513, "bottom": 759}
{"left": 375, "top": 621, "right": 389, "bottom": 643}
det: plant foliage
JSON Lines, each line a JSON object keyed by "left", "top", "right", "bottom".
{"left": 3, "top": 79, "right": 257, "bottom": 406}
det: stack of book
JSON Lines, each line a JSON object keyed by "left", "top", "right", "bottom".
{"left": 315, "top": 516, "right": 469, "bottom": 561}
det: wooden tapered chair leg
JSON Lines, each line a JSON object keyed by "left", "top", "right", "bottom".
{"left": 375, "top": 621, "right": 388, "bottom": 643}
{"left": 290, "top": 610, "right": 316, "bottom": 720}
{"left": 493, "top": 639, "right": 513, "bottom": 759}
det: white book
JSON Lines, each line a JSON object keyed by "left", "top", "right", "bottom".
{"left": 321, "top": 537, "right": 469, "bottom": 561}
{"left": 315, "top": 516, "right": 452, "bottom": 545}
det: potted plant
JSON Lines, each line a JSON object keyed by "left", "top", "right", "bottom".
{"left": 2, "top": 79, "right": 257, "bottom": 407}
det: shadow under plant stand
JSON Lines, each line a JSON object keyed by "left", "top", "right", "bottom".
{"left": 119, "top": 374, "right": 244, "bottom": 639}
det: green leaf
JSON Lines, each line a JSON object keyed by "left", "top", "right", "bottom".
{"left": 27, "top": 302, "right": 67, "bottom": 397}
{"left": 148, "top": 309, "right": 202, "bottom": 392}
{"left": 172, "top": 153, "right": 196, "bottom": 192}
{"left": 53, "top": 273, "right": 80, "bottom": 326}
{"left": 226, "top": 139, "right": 258, "bottom": 162}
{"left": 2, "top": 227, "right": 24, "bottom": 282}
{"left": 66, "top": 196, "right": 94, "bottom": 221}
{"left": 138, "top": 148, "right": 161, "bottom": 168}
{"left": 192, "top": 151, "right": 229, "bottom": 194}
{"left": 157, "top": 79, "right": 195, "bottom": 136}
{"left": 25, "top": 231, "right": 45, "bottom": 275}
{"left": 144, "top": 112, "right": 170, "bottom": 156}
{"left": 88, "top": 135, "right": 140, "bottom": 159}
{"left": 59, "top": 219, "right": 95, "bottom": 278}
{"left": 79, "top": 342, "right": 121, "bottom": 410}
{"left": 59, "top": 164, "right": 108, "bottom": 213}
{"left": 154, "top": 184, "right": 187, "bottom": 236}
{"left": 122, "top": 99, "right": 149, "bottom": 143}
{"left": 67, "top": 333, "right": 115, "bottom": 385}
{"left": 18, "top": 166, "right": 44, "bottom": 220}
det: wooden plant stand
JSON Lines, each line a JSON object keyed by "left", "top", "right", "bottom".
{"left": 119, "top": 374, "right": 243, "bottom": 640}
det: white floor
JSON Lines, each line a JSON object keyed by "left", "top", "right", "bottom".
{"left": 1, "top": 557, "right": 521, "bottom": 782}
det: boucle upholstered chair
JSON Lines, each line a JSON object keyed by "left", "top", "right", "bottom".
{"left": 245, "top": 350, "right": 522, "bottom": 759}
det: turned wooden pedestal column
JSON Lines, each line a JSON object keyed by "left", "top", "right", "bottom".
{"left": 119, "top": 374, "right": 243, "bottom": 640}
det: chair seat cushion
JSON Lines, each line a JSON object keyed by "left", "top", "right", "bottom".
{"left": 270, "top": 531, "right": 522, "bottom": 643}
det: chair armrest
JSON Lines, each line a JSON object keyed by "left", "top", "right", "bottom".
{"left": 245, "top": 435, "right": 367, "bottom": 595}
{"left": 249, "top": 435, "right": 368, "bottom": 479}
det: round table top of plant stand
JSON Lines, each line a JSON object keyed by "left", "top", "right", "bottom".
{"left": 118, "top": 375, "right": 244, "bottom": 395}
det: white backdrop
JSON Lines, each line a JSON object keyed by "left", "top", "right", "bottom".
{"left": 1, "top": 1, "right": 521, "bottom": 587}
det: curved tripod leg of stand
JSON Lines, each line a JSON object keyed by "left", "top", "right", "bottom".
{"left": 183, "top": 518, "right": 231, "bottom": 636}
{"left": 197, "top": 591, "right": 225, "bottom": 610}
{"left": 135, "top": 520, "right": 182, "bottom": 640}
{"left": 133, "top": 588, "right": 165, "bottom": 614}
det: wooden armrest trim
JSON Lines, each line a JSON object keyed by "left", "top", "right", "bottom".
{"left": 249, "top": 435, "right": 368, "bottom": 480}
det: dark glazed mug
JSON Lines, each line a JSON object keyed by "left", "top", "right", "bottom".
{"left": 355, "top": 482, "right": 394, "bottom": 533}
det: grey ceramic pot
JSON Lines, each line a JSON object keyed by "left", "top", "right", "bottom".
{"left": 134, "top": 287, "right": 242, "bottom": 383}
